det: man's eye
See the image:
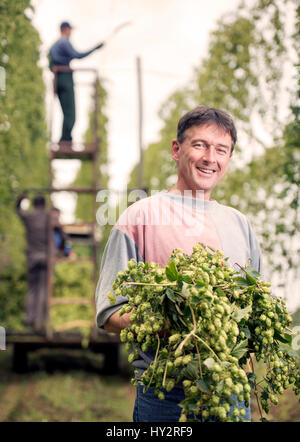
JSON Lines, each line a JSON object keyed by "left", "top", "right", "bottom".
{"left": 217, "top": 149, "right": 227, "bottom": 155}
{"left": 194, "top": 143, "right": 205, "bottom": 149}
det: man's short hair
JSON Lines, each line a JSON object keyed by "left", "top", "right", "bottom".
{"left": 177, "top": 105, "right": 237, "bottom": 153}
{"left": 60, "top": 21, "right": 72, "bottom": 31}
{"left": 33, "top": 195, "right": 46, "bottom": 208}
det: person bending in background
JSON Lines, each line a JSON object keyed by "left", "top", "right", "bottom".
{"left": 51, "top": 207, "right": 74, "bottom": 258}
{"left": 48, "top": 21, "right": 105, "bottom": 145}
{"left": 16, "top": 194, "right": 50, "bottom": 332}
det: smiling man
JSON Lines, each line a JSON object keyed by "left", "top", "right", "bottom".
{"left": 171, "top": 119, "right": 233, "bottom": 199}
{"left": 95, "top": 105, "right": 263, "bottom": 422}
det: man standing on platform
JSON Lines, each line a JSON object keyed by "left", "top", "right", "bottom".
{"left": 48, "top": 21, "right": 105, "bottom": 145}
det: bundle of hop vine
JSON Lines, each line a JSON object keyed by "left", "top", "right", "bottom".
{"left": 108, "top": 243, "right": 300, "bottom": 422}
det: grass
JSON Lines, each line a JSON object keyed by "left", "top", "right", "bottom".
{"left": 0, "top": 345, "right": 299, "bottom": 422}
{"left": 8, "top": 373, "right": 135, "bottom": 422}
{"left": 0, "top": 346, "right": 135, "bottom": 422}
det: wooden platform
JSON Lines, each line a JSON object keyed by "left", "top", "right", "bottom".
{"left": 50, "top": 142, "right": 97, "bottom": 160}
{"left": 6, "top": 330, "right": 121, "bottom": 374}
{"left": 6, "top": 330, "right": 121, "bottom": 345}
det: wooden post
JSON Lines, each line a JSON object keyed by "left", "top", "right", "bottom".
{"left": 136, "top": 56, "right": 144, "bottom": 188}
{"left": 45, "top": 209, "right": 54, "bottom": 340}
{"left": 91, "top": 74, "right": 100, "bottom": 340}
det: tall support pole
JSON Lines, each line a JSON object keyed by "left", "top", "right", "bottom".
{"left": 46, "top": 203, "right": 54, "bottom": 340}
{"left": 92, "top": 76, "right": 99, "bottom": 281}
{"left": 46, "top": 149, "right": 54, "bottom": 340}
{"left": 136, "top": 56, "right": 144, "bottom": 188}
{"left": 91, "top": 74, "right": 99, "bottom": 340}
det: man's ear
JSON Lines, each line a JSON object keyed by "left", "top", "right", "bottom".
{"left": 171, "top": 139, "right": 180, "bottom": 162}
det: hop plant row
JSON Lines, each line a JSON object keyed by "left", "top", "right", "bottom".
{"left": 108, "top": 243, "right": 300, "bottom": 422}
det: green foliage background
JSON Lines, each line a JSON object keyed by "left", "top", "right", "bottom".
{"left": 71, "top": 75, "right": 112, "bottom": 271}
{"left": 0, "top": 0, "right": 48, "bottom": 329}
{"left": 50, "top": 261, "right": 94, "bottom": 332}
{"left": 73, "top": 79, "right": 109, "bottom": 222}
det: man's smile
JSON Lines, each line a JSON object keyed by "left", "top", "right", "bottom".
{"left": 195, "top": 166, "right": 216, "bottom": 175}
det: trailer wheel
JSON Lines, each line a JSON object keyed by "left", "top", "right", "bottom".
{"left": 102, "top": 343, "right": 120, "bottom": 375}
{"left": 12, "top": 344, "right": 29, "bottom": 373}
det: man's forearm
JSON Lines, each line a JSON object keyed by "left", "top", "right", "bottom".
{"left": 103, "top": 310, "right": 132, "bottom": 334}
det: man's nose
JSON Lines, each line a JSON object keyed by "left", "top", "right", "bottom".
{"left": 203, "top": 146, "right": 216, "bottom": 162}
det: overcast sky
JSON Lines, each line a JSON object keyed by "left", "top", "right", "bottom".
{"left": 31, "top": 0, "right": 241, "bottom": 191}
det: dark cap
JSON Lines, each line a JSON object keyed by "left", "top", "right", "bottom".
{"left": 60, "top": 21, "right": 73, "bottom": 30}
{"left": 33, "top": 195, "right": 46, "bottom": 208}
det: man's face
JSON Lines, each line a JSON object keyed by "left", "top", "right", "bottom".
{"left": 62, "top": 27, "right": 72, "bottom": 38}
{"left": 171, "top": 123, "right": 232, "bottom": 200}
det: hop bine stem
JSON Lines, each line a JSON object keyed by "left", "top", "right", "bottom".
{"left": 195, "top": 341, "right": 203, "bottom": 378}
{"left": 249, "top": 354, "right": 264, "bottom": 421}
{"left": 147, "top": 334, "right": 161, "bottom": 390}
{"left": 162, "top": 355, "right": 170, "bottom": 388}
{"left": 193, "top": 334, "right": 222, "bottom": 363}
{"left": 121, "top": 282, "right": 177, "bottom": 287}
{"left": 177, "top": 305, "right": 197, "bottom": 352}
{"left": 181, "top": 305, "right": 222, "bottom": 363}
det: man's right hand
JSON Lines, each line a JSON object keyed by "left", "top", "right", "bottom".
{"left": 103, "top": 310, "right": 132, "bottom": 334}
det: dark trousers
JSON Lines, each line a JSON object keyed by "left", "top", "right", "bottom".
{"left": 56, "top": 72, "right": 75, "bottom": 142}
{"left": 26, "top": 262, "right": 48, "bottom": 330}
{"left": 133, "top": 384, "right": 251, "bottom": 422}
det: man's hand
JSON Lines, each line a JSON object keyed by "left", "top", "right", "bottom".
{"left": 104, "top": 310, "right": 132, "bottom": 334}
{"left": 94, "top": 42, "right": 105, "bottom": 50}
